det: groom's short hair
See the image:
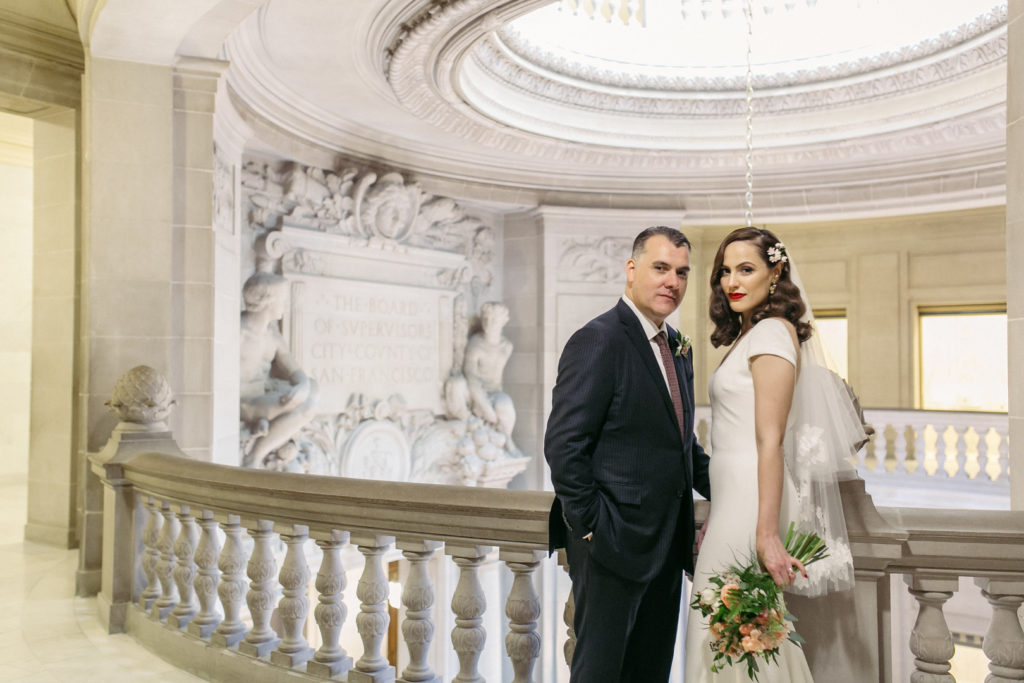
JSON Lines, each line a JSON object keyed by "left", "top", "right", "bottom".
{"left": 632, "top": 226, "right": 690, "bottom": 260}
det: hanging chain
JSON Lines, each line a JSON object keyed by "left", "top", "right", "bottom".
{"left": 744, "top": 0, "right": 754, "bottom": 228}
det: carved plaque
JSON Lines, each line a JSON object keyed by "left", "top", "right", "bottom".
{"left": 292, "top": 278, "right": 450, "bottom": 415}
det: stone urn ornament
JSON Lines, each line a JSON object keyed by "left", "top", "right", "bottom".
{"left": 105, "top": 365, "right": 176, "bottom": 431}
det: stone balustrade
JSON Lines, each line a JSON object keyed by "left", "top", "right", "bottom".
{"left": 695, "top": 406, "right": 1011, "bottom": 508}
{"left": 88, "top": 441, "right": 1024, "bottom": 682}
{"left": 91, "top": 439, "right": 552, "bottom": 682}
{"left": 858, "top": 409, "right": 1010, "bottom": 482}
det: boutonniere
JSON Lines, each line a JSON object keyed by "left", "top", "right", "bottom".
{"left": 675, "top": 331, "right": 691, "bottom": 357}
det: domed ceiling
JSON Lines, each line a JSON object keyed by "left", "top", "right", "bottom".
{"left": 89, "top": 0, "right": 1009, "bottom": 220}
{"left": 469, "top": 0, "right": 1005, "bottom": 150}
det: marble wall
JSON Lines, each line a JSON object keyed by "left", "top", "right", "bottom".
{"left": 0, "top": 113, "right": 33, "bottom": 478}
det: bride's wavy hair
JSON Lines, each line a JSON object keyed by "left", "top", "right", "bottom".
{"left": 709, "top": 227, "right": 812, "bottom": 348}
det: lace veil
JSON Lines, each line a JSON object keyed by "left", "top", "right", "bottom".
{"left": 784, "top": 259, "right": 865, "bottom": 597}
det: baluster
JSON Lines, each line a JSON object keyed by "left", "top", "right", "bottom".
{"left": 963, "top": 427, "right": 981, "bottom": 479}
{"left": 239, "top": 520, "right": 280, "bottom": 658}
{"left": 1000, "top": 429, "right": 1011, "bottom": 481}
{"left": 985, "top": 428, "right": 1004, "bottom": 481}
{"left": 350, "top": 537, "right": 396, "bottom": 683}
{"left": 308, "top": 530, "right": 353, "bottom": 678}
{"left": 922, "top": 424, "right": 939, "bottom": 476}
{"left": 272, "top": 525, "right": 314, "bottom": 668}
{"left": 450, "top": 545, "right": 489, "bottom": 683}
{"left": 975, "top": 577, "right": 1024, "bottom": 682}
{"left": 187, "top": 510, "right": 221, "bottom": 638}
{"left": 151, "top": 501, "right": 179, "bottom": 620}
{"left": 397, "top": 540, "right": 441, "bottom": 683}
{"left": 563, "top": 586, "right": 576, "bottom": 667}
{"left": 211, "top": 515, "right": 248, "bottom": 648}
{"left": 906, "top": 575, "right": 958, "bottom": 682}
{"left": 903, "top": 424, "right": 919, "bottom": 475}
{"left": 696, "top": 418, "right": 708, "bottom": 452}
{"left": 503, "top": 551, "right": 543, "bottom": 683}
{"left": 883, "top": 424, "right": 898, "bottom": 473}
{"left": 138, "top": 495, "right": 162, "bottom": 610}
{"left": 169, "top": 505, "right": 199, "bottom": 628}
{"left": 941, "top": 426, "right": 961, "bottom": 478}
{"left": 558, "top": 550, "right": 576, "bottom": 667}
{"left": 864, "top": 426, "right": 878, "bottom": 472}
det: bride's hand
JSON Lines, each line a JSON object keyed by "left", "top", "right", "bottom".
{"left": 696, "top": 515, "right": 709, "bottom": 553}
{"left": 757, "top": 534, "right": 806, "bottom": 587}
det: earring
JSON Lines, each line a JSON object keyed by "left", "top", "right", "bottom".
{"left": 769, "top": 279, "right": 777, "bottom": 296}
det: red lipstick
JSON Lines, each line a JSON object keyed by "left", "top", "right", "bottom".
{"left": 729, "top": 293, "right": 745, "bottom": 300}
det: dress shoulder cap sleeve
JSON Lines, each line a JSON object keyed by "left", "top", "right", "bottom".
{"left": 746, "top": 318, "right": 798, "bottom": 367}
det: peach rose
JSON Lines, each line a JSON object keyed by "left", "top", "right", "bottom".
{"left": 720, "top": 583, "right": 740, "bottom": 608}
{"left": 741, "top": 635, "right": 765, "bottom": 653}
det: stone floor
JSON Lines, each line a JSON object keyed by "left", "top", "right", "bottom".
{"left": 0, "top": 473, "right": 202, "bottom": 682}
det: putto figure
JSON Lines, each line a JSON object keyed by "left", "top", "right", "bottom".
{"left": 239, "top": 272, "right": 318, "bottom": 467}
{"left": 462, "top": 301, "right": 516, "bottom": 452}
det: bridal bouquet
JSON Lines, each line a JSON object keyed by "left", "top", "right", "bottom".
{"left": 689, "top": 523, "right": 830, "bottom": 681}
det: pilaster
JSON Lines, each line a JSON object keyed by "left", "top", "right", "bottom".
{"left": 1008, "top": 0, "right": 1024, "bottom": 510}
{"left": 27, "top": 107, "right": 80, "bottom": 550}
{"left": 171, "top": 56, "right": 230, "bottom": 462}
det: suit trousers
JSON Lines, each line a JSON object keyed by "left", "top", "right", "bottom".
{"left": 565, "top": 526, "right": 683, "bottom": 683}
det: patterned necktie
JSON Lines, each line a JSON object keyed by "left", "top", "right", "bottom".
{"left": 655, "top": 331, "right": 686, "bottom": 441}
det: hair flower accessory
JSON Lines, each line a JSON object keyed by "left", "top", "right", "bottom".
{"left": 767, "top": 242, "right": 788, "bottom": 265}
{"left": 675, "top": 331, "right": 691, "bottom": 357}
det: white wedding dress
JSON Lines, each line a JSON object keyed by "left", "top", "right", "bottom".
{"left": 683, "top": 319, "right": 814, "bottom": 683}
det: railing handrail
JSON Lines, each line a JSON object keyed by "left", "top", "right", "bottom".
{"left": 879, "top": 506, "right": 1024, "bottom": 575}
{"left": 112, "top": 451, "right": 552, "bottom": 552}
{"left": 110, "top": 450, "right": 1024, "bottom": 574}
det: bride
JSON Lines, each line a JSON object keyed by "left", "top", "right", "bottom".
{"left": 684, "top": 227, "right": 863, "bottom": 682}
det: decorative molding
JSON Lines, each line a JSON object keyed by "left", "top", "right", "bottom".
{"left": 0, "top": 8, "right": 83, "bottom": 72}
{"left": 385, "top": 0, "right": 1007, "bottom": 163}
{"left": 216, "top": 1, "right": 1008, "bottom": 217}
{"left": 473, "top": 29, "right": 1007, "bottom": 118}
{"left": 496, "top": 5, "right": 1008, "bottom": 92}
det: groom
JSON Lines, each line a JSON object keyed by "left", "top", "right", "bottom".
{"left": 546, "top": 226, "right": 711, "bottom": 682}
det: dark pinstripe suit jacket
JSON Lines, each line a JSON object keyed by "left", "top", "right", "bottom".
{"left": 545, "top": 299, "right": 711, "bottom": 582}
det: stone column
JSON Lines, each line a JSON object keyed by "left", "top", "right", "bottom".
{"left": 1007, "top": 0, "right": 1024, "bottom": 510}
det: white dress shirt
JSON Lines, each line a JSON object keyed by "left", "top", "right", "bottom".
{"left": 620, "top": 295, "right": 672, "bottom": 392}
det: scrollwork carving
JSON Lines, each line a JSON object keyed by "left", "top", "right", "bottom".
{"left": 558, "top": 236, "right": 633, "bottom": 283}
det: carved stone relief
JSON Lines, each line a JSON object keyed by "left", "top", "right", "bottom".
{"left": 238, "top": 155, "right": 524, "bottom": 487}
{"left": 558, "top": 236, "right": 633, "bottom": 283}
{"left": 213, "top": 143, "right": 235, "bottom": 235}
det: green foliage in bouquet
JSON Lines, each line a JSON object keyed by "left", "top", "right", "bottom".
{"left": 689, "top": 523, "right": 830, "bottom": 681}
